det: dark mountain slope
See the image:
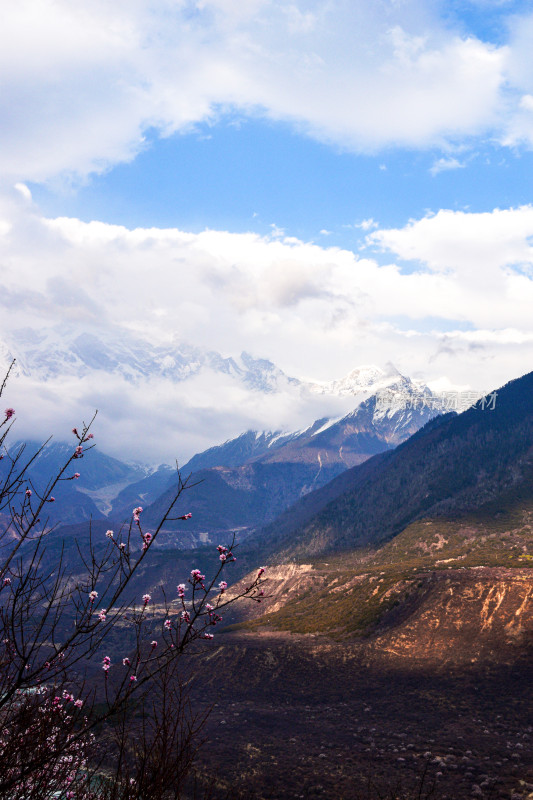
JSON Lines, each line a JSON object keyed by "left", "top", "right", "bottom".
{"left": 139, "top": 461, "right": 346, "bottom": 539}
{"left": 179, "top": 430, "right": 301, "bottom": 473}
{"left": 259, "top": 371, "right": 533, "bottom": 559}
{"left": 0, "top": 440, "right": 157, "bottom": 524}
{"left": 109, "top": 464, "right": 177, "bottom": 520}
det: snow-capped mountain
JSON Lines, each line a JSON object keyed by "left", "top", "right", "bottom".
{"left": 1, "top": 325, "right": 300, "bottom": 394}
{"left": 128, "top": 373, "right": 457, "bottom": 542}
{"left": 307, "top": 364, "right": 395, "bottom": 396}
{"left": 180, "top": 373, "right": 454, "bottom": 474}
{"left": 0, "top": 325, "right": 462, "bottom": 404}
{"left": 0, "top": 322, "right": 480, "bottom": 467}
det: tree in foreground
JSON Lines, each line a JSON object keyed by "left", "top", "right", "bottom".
{"left": 0, "top": 362, "right": 266, "bottom": 799}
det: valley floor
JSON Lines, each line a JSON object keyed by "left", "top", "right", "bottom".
{"left": 187, "top": 632, "right": 532, "bottom": 800}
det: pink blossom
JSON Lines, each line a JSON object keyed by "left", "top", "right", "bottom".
{"left": 4, "top": 408, "right": 15, "bottom": 419}
{"left": 177, "top": 583, "right": 186, "bottom": 597}
{"left": 129, "top": 675, "right": 137, "bottom": 683}
{"left": 86, "top": 433, "right": 94, "bottom": 439}
{"left": 164, "top": 619, "right": 172, "bottom": 630}
{"left": 133, "top": 506, "right": 143, "bottom": 515}
{"left": 150, "top": 640, "right": 157, "bottom": 649}
{"left": 258, "top": 566, "right": 266, "bottom": 577}
{"left": 218, "top": 581, "right": 228, "bottom": 592}
{"left": 142, "top": 532, "right": 152, "bottom": 551}
{"left": 119, "top": 542, "right": 126, "bottom": 550}
{"left": 89, "top": 590, "right": 98, "bottom": 602}
{"left": 142, "top": 593, "right": 151, "bottom": 606}
{"left": 72, "top": 428, "right": 78, "bottom": 436}
{"left": 3, "top": 577, "right": 11, "bottom": 587}
{"left": 73, "top": 699, "right": 83, "bottom": 708}
{"left": 190, "top": 568, "right": 205, "bottom": 583}
{"left": 181, "top": 610, "right": 190, "bottom": 623}
{"left": 105, "top": 529, "right": 114, "bottom": 539}
{"left": 97, "top": 609, "right": 107, "bottom": 622}
{"left": 74, "top": 445, "right": 83, "bottom": 457}
{"left": 102, "top": 656, "right": 111, "bottom": 672}
{"left": 179, "top": 512, "right": 192, "bottom": 520}
{"left": 73, "top": 472, "right": 80, "bottom": 479}
{"left": 25, "top": 489, "right": 31, "bottom": 497}
{"left": 123, "top": 657, "right": 130, "bottom": 666}
{"left": 203, "top": 633, "right": 214, "bottom": 639}
{"left": 49, "top": 496, "right": 55, "bottom": 502}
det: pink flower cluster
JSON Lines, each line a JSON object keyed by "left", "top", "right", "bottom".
{"left": 217, "top": 545, "right": 235, "bottom": 563}
{"left": 142, "top": 593, "right": 151, "bottom": 606}
{"left": 177, "top": 583, "right": 186, "bottom": 597}
{"left": 4, "top": 407, "right": 15, "bottom": 419}
{"left": 206, "top": 603, "right": 223, "bottom": 626}
{"left": 102, "top": 655, "right": 111, "bottom": 672}
{"left": 142, "top": 532, "right": 152, "bottom": 550}
{"left": 190, "top": 568, "right": 205, "bottom": 584}
{"left": 133, "top": 506, "right": 143, "bottom": 524}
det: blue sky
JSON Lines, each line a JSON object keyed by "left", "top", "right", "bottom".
{"left": 2, "top": 0, "right": 533, "bottom": 459}
{"left": 30, "top": 119, "right": 533, "bottom": 254}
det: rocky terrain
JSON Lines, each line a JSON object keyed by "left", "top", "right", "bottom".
{"left": 190, "top": 648, "right": 532, "bottom": 800}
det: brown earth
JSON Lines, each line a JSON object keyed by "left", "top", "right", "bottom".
{"left": 184, "top": 566, "right": 533, "bottom": 800}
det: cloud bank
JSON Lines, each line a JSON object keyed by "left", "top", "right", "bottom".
{"left": 1, "top": 191, "right": 533, "bottom": 461}
{"left": 2, "top": 0, "right": 533, "bottom": 183}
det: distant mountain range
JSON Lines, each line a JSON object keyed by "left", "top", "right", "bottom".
{"left": 1, "top": 324, "right": 469, "bottom": 406}
{"left": 0, "top": 440, "right": 151, "bottom": 525}
{"left": 117, "top": 374, "right": 456, "bottom": 542}
{"left": 2, "top": 364, "right": 461, "bottom": 546}
{"left": 1, "top": 325, "right": 302, "bottom": 393}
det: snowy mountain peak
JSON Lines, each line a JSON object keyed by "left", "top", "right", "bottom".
{"left": 307, "top": 363, "right": 406, "bottom": 397}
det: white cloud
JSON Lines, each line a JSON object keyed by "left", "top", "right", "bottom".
{"left": 2, "top": 194, "right": 533, "bottom": 460}
{"left": 357, "top": 218, "right": 378, "bottom": 231}
{"left": 0, "top": 0, "right": 520, "bottom": 183}
{"left": 429, "top": 156, "right": 465, "bottom": 175}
